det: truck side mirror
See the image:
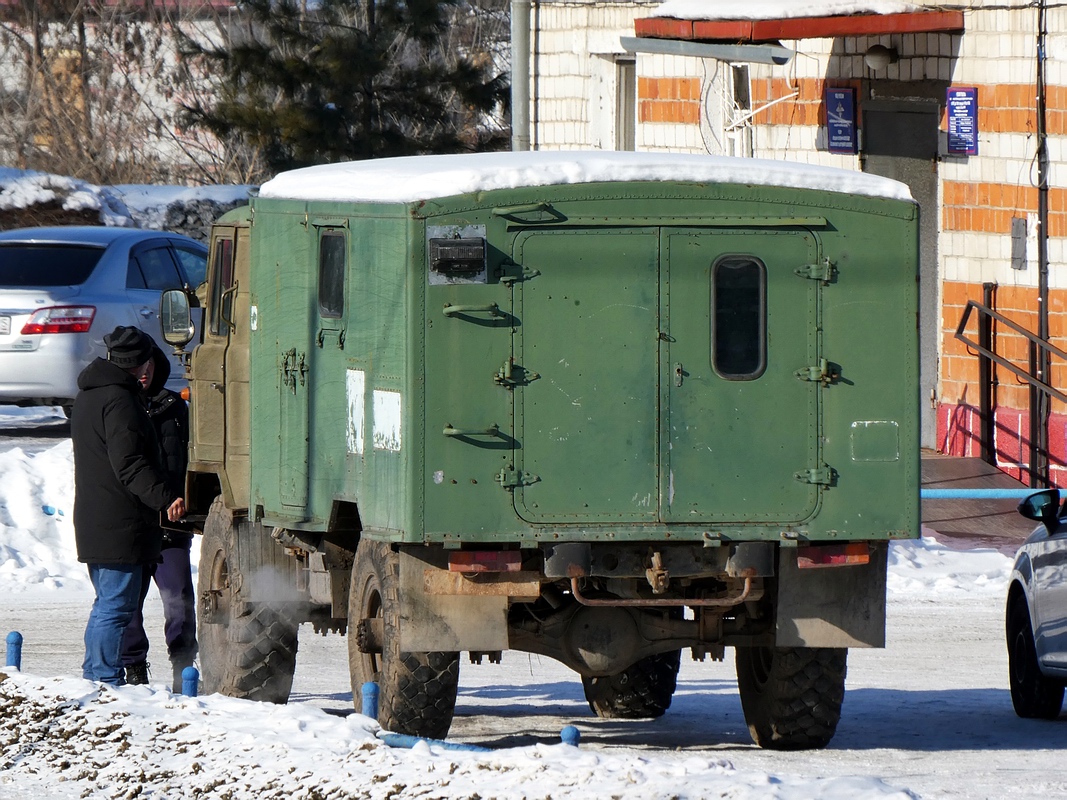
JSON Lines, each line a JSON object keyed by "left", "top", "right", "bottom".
{"left": 160, "top": 288, "right": 195, "bottom": 347}
{"left": 1017, "top": 488, "right": 1062, "bottom": 533}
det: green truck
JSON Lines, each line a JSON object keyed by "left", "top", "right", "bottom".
{"left": 162, "top": 151, "right": 919, "bottom": 750}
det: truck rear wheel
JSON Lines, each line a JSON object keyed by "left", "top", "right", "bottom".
{"left": 735, "top": 645, "right": 846, "bottom": 750}
{"left": 198, "top": 497, "right": 299, "bottom": 704}
{"left": 581, "top": 650, "right": 681, "bottom": 719}
{"left": 348, "top": 539, "right": 460, "bottom": 738}
{"left": 1007, "top": 598, "right": 1064, "bottom": 719}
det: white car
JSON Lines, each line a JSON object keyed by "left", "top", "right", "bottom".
{"left": 1007, "top": 488, "right": 1067, "bottom": 718}
{"left": 0, "top": 226, "right": 206, "bottom": 415}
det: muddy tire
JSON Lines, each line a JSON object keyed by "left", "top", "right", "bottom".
{"left": 582, "top": 650, "right": 681, "bottom": 719}
{"left": 198, "top": 497, "right": 298, "bottom": 703}
{"left": 348, "top": 539, "right": 460, "bottom": 738}
{"left": 1007, "top": 598, "right": 1064, "bottom": 719}
{"left": 735, "top": 645, "right": 847, "bottom": 750}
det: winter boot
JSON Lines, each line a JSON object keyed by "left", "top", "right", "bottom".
{"left": 125, "top": 662, "right": 150, "bottom": 685}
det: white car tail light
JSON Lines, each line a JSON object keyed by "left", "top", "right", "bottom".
{"left": 20, "top": 306, "right": 96, "bottom": 334}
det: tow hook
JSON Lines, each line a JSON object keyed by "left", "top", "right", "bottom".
{"left": 645, "top": 551, "right": 669, "bottom": 594}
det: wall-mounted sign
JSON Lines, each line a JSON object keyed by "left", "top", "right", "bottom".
{"left": 825, "top": 87, "right": 857, "bottom": 154}
{"left": 947, "top": 86, "right": 978, "bottom": 155}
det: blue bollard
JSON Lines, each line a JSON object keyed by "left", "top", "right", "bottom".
{"left": 378, "top": 732, "right": 492, "bottom": 752}
{"left": 560, "top": 725, "right": 580, "bottom": 747}
{"left": 362, "top": 681, "right": 380, "bottom": 719}
{"left": 5, "top": 631, "right": 22, "bottom": 670}
{"left": 181, "top": 666, "right": 199, "bottom": 697}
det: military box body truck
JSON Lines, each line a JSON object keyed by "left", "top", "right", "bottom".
{"left": 164, "top": 151, "right": 919, "bottom": 750}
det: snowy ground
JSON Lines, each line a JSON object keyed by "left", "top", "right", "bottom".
{"left": 0, "top": 408, "right": 1063, "bottom": 800}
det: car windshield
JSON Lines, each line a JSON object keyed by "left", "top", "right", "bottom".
{"left": 0, "top": 244, "right": 105, "bottom": 286}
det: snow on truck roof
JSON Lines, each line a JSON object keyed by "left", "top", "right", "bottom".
{"left": 257, "top": 151, "right": 913, "bottom": 205}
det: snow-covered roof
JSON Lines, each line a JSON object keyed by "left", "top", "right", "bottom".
{"left": 258, "top": 151, "right": 913, "bottom": 204}
{"left": 649, "top": 0, "right": 926, "bottom": 20}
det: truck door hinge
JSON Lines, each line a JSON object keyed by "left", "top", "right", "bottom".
{"left": 494, "top": 359, "right": 540, "bottom": 388}
{"left": 496, "top": 467, "right": 540, "bottom": 490}
{"left": 795, "top": 258, "right": 834, "bottom": 283}
{"left": 281, "top": 348, "right": 308, "bottom": 392}
{"left": 794, "top": 466, "right": 835, "bottom": 486}
{"left": 794, "top": 358, "right": 838, "bottom": 386}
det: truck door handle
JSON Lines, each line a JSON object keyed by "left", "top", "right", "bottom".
{"left": 675, "top": 362, "right": 684, "bottom": 387}
{"left": 443, "top": 424, "right": 501, "bottom": 438}
{"left": 442, "top": 303, "right": 505, "bottom": 319}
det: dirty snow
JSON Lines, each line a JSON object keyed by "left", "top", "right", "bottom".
{"left": 650, "top": 1, "right": 927, "bottom": 20}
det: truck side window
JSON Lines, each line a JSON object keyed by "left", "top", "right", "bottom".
{"left": 318, "top": 231, "right": 346, "bottom": 319}
{"left": 712, "top": 255, "right": 765, "bottom": 379}
{"left": 209, "top": 237, "right": 235, "bottom": 336}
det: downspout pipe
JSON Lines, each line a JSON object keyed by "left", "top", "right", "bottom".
{"left": 511, "top": 0, "right": 531, "bottom": 151}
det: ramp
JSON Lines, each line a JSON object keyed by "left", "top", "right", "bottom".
{"left": 920, "top": 451, "right": 1037, "bottom": 553}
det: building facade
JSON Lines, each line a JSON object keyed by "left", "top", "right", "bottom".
{"left": 525, "top": 0, "right": 1067, "bottom": 486}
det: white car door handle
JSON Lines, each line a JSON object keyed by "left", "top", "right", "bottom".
{"left": 139, "top": 308, "right": 153, "bottom": 319}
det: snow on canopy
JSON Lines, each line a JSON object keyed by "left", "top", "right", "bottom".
{"left": 649, "top": 0, "right": 927, "bottom": 20}
{"left": 258, "top": 151, "right": 913, "bottom": 204}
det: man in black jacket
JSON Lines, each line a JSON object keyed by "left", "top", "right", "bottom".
{"left": 121, "top": 345, "right": 198, "bottom": 691}
{"left": 72, "top": 326, "right": 185, "bottom": 686}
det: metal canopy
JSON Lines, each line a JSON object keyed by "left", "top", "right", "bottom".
{"left": 620, "top": 36, "right": 794, "bottom": 66}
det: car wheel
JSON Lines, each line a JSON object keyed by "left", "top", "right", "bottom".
{"left": 1007, "top": 598, "right": 1064, "bottom": 719}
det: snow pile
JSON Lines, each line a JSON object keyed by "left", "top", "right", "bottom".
{"left": 887, "top": 534, "right": 1013, "bottom": 597}
{"left": 0, "top": 168, "right": 251, "bottom": 240}
{"left": 650, "top": 1, "right": 927, "bottom": 20}
{"left": 0, "top": 670, "right": 916, "bottom": 800}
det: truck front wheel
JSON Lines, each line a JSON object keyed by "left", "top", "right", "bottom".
{"left": 198, "top": 497, "right": 299, "bottom": 703}
{"left": 582, "top": 650, "right": 680, "bottom": 719}
{"left": 348, "top": 539, "right": 460, "bottom": 738}
{"left": 735, "top": 645, "right": 846, "bottom": 750}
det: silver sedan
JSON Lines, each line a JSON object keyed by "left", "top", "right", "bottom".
{"left": 0, "top": 226, "right": 206, "bottom": 414}
{"left": 1008, "top": 488, "right": 1067, "bottom": 718}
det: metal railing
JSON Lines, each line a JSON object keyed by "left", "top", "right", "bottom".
{"left": 954, "top": 292, "right": 1067, "bottom": 487}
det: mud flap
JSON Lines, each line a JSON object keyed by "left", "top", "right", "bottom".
{"left": 774, "top": 542, "right": 888, "bottom": 648}
{"left": 397, "top": 548, "right": 511, "bottom": 652}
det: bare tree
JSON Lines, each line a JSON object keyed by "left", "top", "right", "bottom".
{"left": 0, "top": 1, "right": 258, "bottom": 185}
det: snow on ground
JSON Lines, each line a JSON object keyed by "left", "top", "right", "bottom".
{"left": 0, "top": 406, "right": 1055, "bottom": 800}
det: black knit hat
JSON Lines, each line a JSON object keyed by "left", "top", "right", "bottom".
{"left": 104, "top": 326, "right": 156, "bottom": 369}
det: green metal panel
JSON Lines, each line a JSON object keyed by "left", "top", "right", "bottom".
{"left": 514, "top": 230, "right": 660, "bottom": 523}
{"left": 662, "top": 229, "right": 820, "bottom": 523}
{"left": 241, "top": 181, "right": 919, "bottom": 545}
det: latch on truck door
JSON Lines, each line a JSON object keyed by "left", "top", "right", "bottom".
{"left": 281, "top": 348, "right": 308, "bottom": 392}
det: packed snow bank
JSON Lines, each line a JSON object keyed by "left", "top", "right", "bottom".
{"left": 0, "top": 669, "right": 916, "bottom": 800}
{"left": 0, "top": 168, "right": 251, "bottom": 240}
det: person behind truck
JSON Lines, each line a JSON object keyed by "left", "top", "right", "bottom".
{"left": 120, "top": 344, "right": 197, "bottom": 692}
{"left": 72, "top": 326, "right": 186, "bottom": 687}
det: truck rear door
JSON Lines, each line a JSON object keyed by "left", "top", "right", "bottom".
{"left": 513, "top": 226, "right": 823, "bottom": 526}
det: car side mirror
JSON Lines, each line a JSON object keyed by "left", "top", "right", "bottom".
{"left": 1017, "top": 488, "right": 1062, "bottom": 533}
{"left": 160, "top": 289, "right": 195, "bottom": 347}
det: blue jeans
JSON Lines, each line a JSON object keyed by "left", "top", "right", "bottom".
{"left": 83, "top": 564, "right": 143, "bottom": 686}
{"left": 121, "top": 541, "right": 197, "bottom": 668}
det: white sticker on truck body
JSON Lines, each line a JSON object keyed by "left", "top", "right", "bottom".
{"left": 346, "top": 369, "right": 365, "bottom": 454}
{"left": 372, "top": 390, "right": 402, "bottom": 452}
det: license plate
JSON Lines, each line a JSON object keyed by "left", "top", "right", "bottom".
{"left": 0, "top": 317, "right": 9, "bottom": 335}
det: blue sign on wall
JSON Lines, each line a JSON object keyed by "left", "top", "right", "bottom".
{"left": 825, "top": 88, "right": 857, "bottom": 154}
{"left": 947, "top": 87, "right": 978, "bottom": 155}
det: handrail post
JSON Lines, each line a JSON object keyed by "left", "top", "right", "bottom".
{"left": 1029, "top": 341, "right": 1047, "bottom": 488}
{"left": 979, "top": 283, "right": 996, "bottom": 464}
